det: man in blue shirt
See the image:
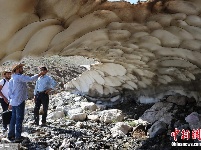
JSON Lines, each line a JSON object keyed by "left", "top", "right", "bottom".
{"left": 8, "top": 63, "right": 43, "bottom": 142}
{"left": 33, "top": 66, "right": 56, "bottom": 126}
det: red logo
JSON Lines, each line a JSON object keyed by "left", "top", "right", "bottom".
{"left": 171, "top": 128, "right": 201, "bottom": 141}
{"left": 192, "top": 129, "right": 201, "bottom": 141}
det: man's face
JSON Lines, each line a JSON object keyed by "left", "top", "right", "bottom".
{"left": 40, "top": 68, "right": 47, "bottom": 75}
{"left": 19, "top": 66, "right": 24, "bottom": 74}
{"left": 4, "top": 72, "right": 11, "bottom": 80}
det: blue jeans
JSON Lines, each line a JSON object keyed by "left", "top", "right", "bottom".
{"left": 8, "top": 101, "right": 25, "bottom": 139}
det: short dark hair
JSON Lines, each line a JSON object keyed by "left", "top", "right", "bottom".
{"left": 40, "top": 66, "right": 47, "bottom": 71}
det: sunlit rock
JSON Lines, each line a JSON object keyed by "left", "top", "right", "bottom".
{"left": 99, "top": 109, "right": 124, "bottom": 123}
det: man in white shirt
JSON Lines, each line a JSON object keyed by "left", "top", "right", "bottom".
{"left": 0, "top": 69, "right": 11, "bottom": 131}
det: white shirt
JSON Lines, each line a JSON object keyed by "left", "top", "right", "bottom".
{"left": 0, "top": 78, "right": 9, "bottom": 99}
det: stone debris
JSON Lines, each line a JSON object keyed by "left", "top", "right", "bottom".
{"left": 0, "top": 91, "right": 200, "bottom": 149}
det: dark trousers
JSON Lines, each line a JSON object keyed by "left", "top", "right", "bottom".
{"left": 34, "top": 92, "right": 49, "bottom": 124}
{"left": 0, "top": 98, "right": 9, "bottom": 128}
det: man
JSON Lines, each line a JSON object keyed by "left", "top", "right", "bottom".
{"left": 33, "top": 66, "right": 56, "bottom": 126}
{"left": 8, "top": 63, "right": 43, "bottom": 142}
{"left": 0, "top": 70, "right": 11, "bottom": 131}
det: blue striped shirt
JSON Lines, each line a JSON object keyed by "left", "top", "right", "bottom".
{"left": 34, "top": 75, "right": 56, "bottom": 95}
{"left": 8, "top": 73, "right": 39, "bottom": 106}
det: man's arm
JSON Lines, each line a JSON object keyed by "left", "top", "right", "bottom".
{"left": 18, "top": 72, "right": 43, "bottom": 83}
{"left": 18, "top": 74, "right": 40, "bottom": 82}
{"left": 8, "top": 79, "right": 13, "bottom": 109}
{"left": 0, "top": 80, "right": 8, "bottom": 104}
{"left": 8, "top": 79, "right": 13, "bottom": 102}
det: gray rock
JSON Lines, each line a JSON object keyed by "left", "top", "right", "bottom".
{"left": 185, "top": 112, "right": 201, "bottom": 129}
{"left": 96, "top": 104, "right": 107, "bottom": 110}
{"left": 76, "top": 122, "right": 84, "bottom": 128}
{"left": 148, "top": 121, "right": 167, "bottom": 138}
{"left": 69, "top": 113, "right": 87, "bottom": 121}
{"left": 74, "top": 96, "right": 82, "bottom": 101}
{"left": 59, "top": 139, "right": 70, "bottom": 150}
{"left": 80, "top": 102, "right": 98, "bottom": 111}
{"left": 68, "top": 107, "right": 83, "bottom": 116}
{"left": 110, "top": 122, "right": 132, "bottom": 137}
{"left": 75, "top": 141, "right": 84, "bottom": 146}
{"left": 99, "top": 109, "right": 124, "bottom": 123}
{"left": 185, "top": 112, "right": 199, "bottom": 124}
{"left": 87, "top": 115, "right": 99, "bottom": 121}
{"left": 140, "top": 102, "right": 174, "bottom": 124}
{"left": 47, "top": 111, "right": 65, "bottom": 119}
{"left": 166, "top": 95, "right": 187, "bottom": 106}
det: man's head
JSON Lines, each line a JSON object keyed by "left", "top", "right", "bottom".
{"left": 12, "top": 63, "right": 25, "bottom": 74}
{"left": 40, "top": 66, "right": 48, "bottom": 75}
{"left": 2, "top": 70, "right": 11, "bottom": 80}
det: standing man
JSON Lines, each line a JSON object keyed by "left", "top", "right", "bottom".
{"left": 8, "top": 63, "right": 43, "bottom": 142}
{"left": 33, "top": 66, "right": 56, "bottom": 126}
{"left": 0, "top": 69, "right": 11, "bottom": 131}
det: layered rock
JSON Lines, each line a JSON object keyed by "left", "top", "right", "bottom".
{"left": 0, "top": 0, "right": 201, "bottom": 103}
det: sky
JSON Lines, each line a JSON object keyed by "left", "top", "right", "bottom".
{"left": 107, "top": 0, "right": 139, "bottom": 4}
